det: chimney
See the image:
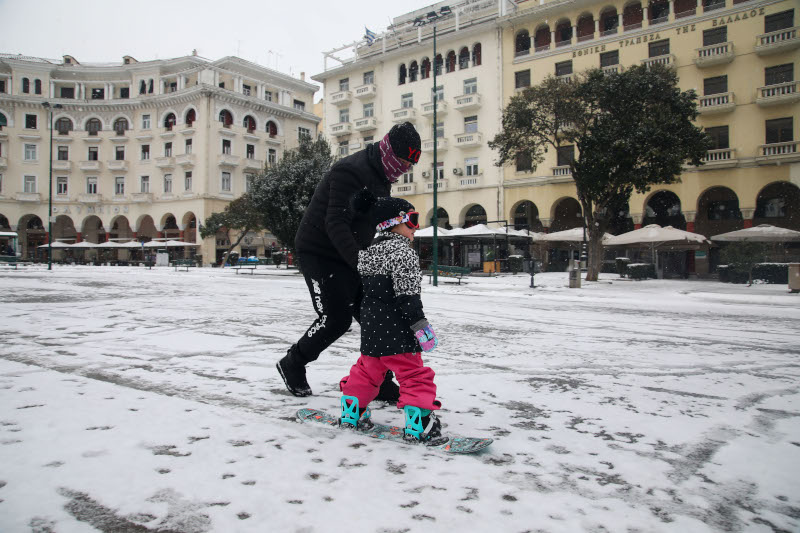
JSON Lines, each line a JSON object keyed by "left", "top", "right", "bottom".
{"left": 301, "top": 72, "right": 306, "bottom": 81}
{"left": 192, "top": 49, "right": 198, "bottom": 56}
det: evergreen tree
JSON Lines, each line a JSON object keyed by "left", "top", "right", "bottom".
{"left": 490, "top": 65, "right": 710, "bottom": 281}
{"left": 200, "top": 194, "right": 265, "bottom": 266}
{"left": 720, "top": 241, "right": 768, "bottom": 286}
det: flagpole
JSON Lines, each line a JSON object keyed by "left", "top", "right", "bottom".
{"left": 432, "top": 23, "right": 439, "bottom": 287}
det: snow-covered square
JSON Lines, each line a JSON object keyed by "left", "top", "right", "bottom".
{"left": 0, "top": 266, "right": 798, "bottom": 532}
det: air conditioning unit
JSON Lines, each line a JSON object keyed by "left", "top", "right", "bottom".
{"left": 422, "top": 171, "right": 430, "bottom": 178}
{"left": 453, "top": 168, "right": 463, "bottom": 176}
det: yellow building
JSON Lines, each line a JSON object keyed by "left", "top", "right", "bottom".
{"left": 0, "top": 53, "right": 319, "bottom": 264}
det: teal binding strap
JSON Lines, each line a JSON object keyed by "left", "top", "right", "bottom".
{"left": 403, "top": 406, "right": 431, "bottom": 440}
{"left": 340, "top": 395, "right": 360, "bottom": 427}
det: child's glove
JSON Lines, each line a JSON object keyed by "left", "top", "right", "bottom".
{"left": 413, "top": 323, "right": 438, "bottom": 352}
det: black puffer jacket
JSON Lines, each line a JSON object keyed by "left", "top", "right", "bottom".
{"left": 358, "top": 232, "right": 426, "bottom": 357}
{"left": 295, "top": 143, "right": 391, "bottom": 269}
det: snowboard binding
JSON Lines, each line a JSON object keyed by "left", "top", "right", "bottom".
{"left": 340, "top": 395, "right": 373, "bottom": 430}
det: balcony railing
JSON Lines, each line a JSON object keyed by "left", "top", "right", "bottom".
{"left": 175, "top": 153, "right": 196, "bottom": 166}
{"left": 421, "top": 101, "right": 447, "bottom": 117}
{"left": 155, "top": 156, "right": 175, "bottom": 168}
{"left": 552, "top": 165, "right": 572, "bottom": 177}
{"left": 756, "top": 81, "right": 800, "bottom": 106}
{"left": 78, "top": 193, "right": 101, "bottom": 203}
{"left": 515, "top": 48, "right": 531, "bottom": 58}
{"left": 534, "top": 43, "right": 551, "bottom": 53}
{"left": 759, "top": 141, "right": 799, "bottom": 158}
{"left": 624, "top": 22, "right": 643, "bottom": 31}
{"left": 79, "top": 160, "right": 101, "bottom": 171}
{"left": 601, "top": 64, "right": 623, "bottom": 75}
{"left": 650, "top": 15, "right": 669, "bottom": 25}
{"left": 422, "top": 138, "right": 448, "bottom": 152}
{"left": 641, "top": 54, "right": 675, "bottom": 68}
{"left": 555, "top": 39, "right": 572, "bottom": 48}
{"left": 218, "top": 154, "right": 240, "bottom": 167}
{"left": 699, "top": 92, "right": 735, "bottom": 113}
{"left": 702, "top": 148, "right": 736, "bottom": 164}
{"left": 454, "top": 132, "right": 482, "bottom": 147}
{"left": 353, "top": 84, "right": 377, "bottom": 99}
{"left": 243, "top": 158, "right": 264, "bottom": 171}
{"left": 106, "top": 160, "right": 128, "bottom": 171}
{"left": 392, "top": 108, "right": 417, "bottom": 123}
{"left": 330, "top": 122, "right": 352, "bottom": 137}
{"left": 675, "top": 8, "right": 696, "bottom": 18}
{"left": 394, "top": 183, "right": 417, "bottom": 196}
{"left": 0, "top": 156, "right": 6, "bottom": 169}
{"left": 600, "top": 27, "right": 618, "bottom": 37}
{"left": 266, "top": 134, "right": 284, "bottom": 146}
{"left": 353, "top": 117, "right": 377, "bottom": 132}
{"left": 458, "top": 176, "right": 481, "bottom": 188}
{"left": 556, "top": 74, "right": 573, "bottom": 83}
{"left": 577, "top": 33, "right": 594, "bottom": 42}
{"left": 52, "top": 160, "right": 72, "bottom": 171}
{"left": 330, "top": 90, "right": 353, "bottom": 106}
{"left": 703, "top": 0, "right": 725, "bottom": 12}
{"left": 131, "top": 193, "right": 154, "bottom": 203}
{"left": 453, "top": 93, "right": 482, "bottom": 111}
{"left": 15, "top": 192, "right": 41, "bottom": 202}
{"left": 755, "top": 26, "right": 799, "bottom": 55}
{"left": 694, "top": 42, "right": 734, "bottom": 67}
{"left": 425, "top": 180, "right": 447, "bottom": 192}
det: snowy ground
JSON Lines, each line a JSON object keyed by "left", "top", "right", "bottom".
{"left": 0, "top": 265, "right": 798, "bottom": 533}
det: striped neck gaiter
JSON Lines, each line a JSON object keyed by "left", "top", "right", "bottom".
{"left": 378, "top": 134, "right": 408, "bottom": 184}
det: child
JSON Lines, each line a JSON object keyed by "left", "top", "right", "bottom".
{"left": 339, "top": 195, "right": 444, "bottom": 444}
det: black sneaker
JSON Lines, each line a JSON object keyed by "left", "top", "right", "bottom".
{"left": 420, "top": 413, "right": 448, "bottom": 446}
{"left": 374, "top": 370, "right": 400, "bottom": 403}
{"left": 276, "top": 346, "right": 312, "bottom": 397}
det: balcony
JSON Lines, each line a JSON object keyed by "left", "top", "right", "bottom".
{"left": 391, "top": 108, "right": 417, "bottom": 123}
{"left": 348, "top": 141, "right": 363, "bottom": 152}
{"left": 79, "top": 160, "right": 102, "bottom": 171}
{"left": 701, "top": 148, "right": 737, "bottom": 168}
{"left": 552, "top": 165, "right": 572, "bottom": 177}
{"left": 0, "top": 156, "right": 6, "bottom": 169}
{"left": 353, "top": 117, "right": 377, "bottom": 132}
{"left": 106, "top": 160, "right": 128, "bottom": 171}
{"left": 641, "top": 54, "right": 676, "bottom": 68}
{"left": 453, "top": 93, "right": 482, "bottom": 111}
{"left": 422, "top": 138, "right": 448, "bottom": 152}
{"left": 266, "top": 134, "right": 284, "bottom": 146}
{"left": 757, "top": 141, "right": 800, "bottom": 164}
{"left": 755, "top": 27, "right": 799, "bottom": 55}
{"left": 330, "top": 90, "right": 353, "bottom": 106}
{"left": 219, "top": 154, "right": 240, "bottom": 167}
{"left": 699, "top": 92, "right": 735, "bottom": 114}
{"left": 52, "top": 160, "right": 72, "bottom": 171}
{"left": 243, "top": 158, "right": 264, "bottom": 171}
{"left": 457, "top": 175, "right": 481, "bottom": 189}
{"left": 454, "top": 132, "right": 482, "bottom": 148}
{"left": 131, "top": 193, "right": 154, "bottom": 203}
{"left": 353, "top": 84, "right": 377, "bottom": 99}
{"left": 78, "top": 193, "right": 101, "bottom": 203}
{"left": 556, "top": 74, "right": 573, "bottom": 83}
{"left": 15, "top": 192, "right": 41, "bottom": 202}
{"left": 756, "top": 82, "right": 800, "bottom": 107}
{"left": 155, "top": 156, "right": 175, "bottom": 168}
{"left": 394, "top": 183, "right": 417, "bottom": 196}
{"left": 175, "top": 153, "right": 196, "bottom": 166}
{"left": 425, "top": 180, "right": 447, "bottom": 192}
{"left": 421, "top": 101, "right": 447, "bottom": 117}
{"left": 601, "top": 64, "right": 624, "bottom": 75}
{"left": 330, "top": 122, "right": 352, "bottom": 137}
{"left": 694, "top": 42, "right": 734, "bottom": 67}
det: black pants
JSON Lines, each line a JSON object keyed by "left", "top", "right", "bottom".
{"left": 295, "top": 253, "right": 362, "bottom": 365}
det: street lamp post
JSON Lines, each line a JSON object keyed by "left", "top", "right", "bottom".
{"left": 42, "top": 102, "right": 63, "bottom": 271}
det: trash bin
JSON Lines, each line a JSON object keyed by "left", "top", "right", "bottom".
{"left": 789, "top": 263, "right": 800, "bottom": 293}
{"left": 156, "top": 249, "right": 169, "bottom": 267}
{"left": 569, "top": 260, "right": 581, "bottom": 288}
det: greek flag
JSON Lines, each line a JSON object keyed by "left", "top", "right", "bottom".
{"left": 364, "top": 27, "right": 377, "bottom": 45}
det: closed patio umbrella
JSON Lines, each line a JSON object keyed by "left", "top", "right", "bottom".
{"left": 38, "top": 241, "right": 73, "bottom": 248}
{"left": 710, "top": 224, "right": 800, "bottom": 242}
{"left": 605, "top": 224, "right": 709, "bottom": 272}
{"left": 538, "top": 227, "right": 612, "bottom": 243}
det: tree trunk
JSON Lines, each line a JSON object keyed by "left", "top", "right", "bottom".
{"left": 584, "top": 208, "right": 610, "bottom": 282}
{"left": 221, "top": 227, "right": 250, "bottom": 267}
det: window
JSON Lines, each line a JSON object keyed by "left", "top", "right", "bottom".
{"left": 515, "top": 70, "right": 531, "bottom": 89}
{"left": 401, "top": 93, "right": 413, "bottom": 108}
{"left": 421, "top": 58, "right": 431, "bottom": 79}
{"left": 298, "top": 126, "right": 311, "bottom": 140}
{"left": 649, "top": 39, "right": 670, "bottom": 57}
{"left": 264, "top": 90, "right": 272, "bottom": 102}
{"left": 164, "top": 113, "right": 176, "bottom": 130}
{"left": 87, "top": 177, "right": 97, "bottom": 195}
{"left": 293, "top": 100, "right": 306, "bottom": 111}
{"left": 120, "top": 87, "right": 129, "bottom": 99}
{"left": 765, "top": 10, "right": 794, "bottom": 33}
{"left": 266, "top": 121, "right": 278, "bottom": 137}
{"left": 115, "top": 146, "right": 125, "bottom": 161}
{"left": 140, "top": 176, "right": 150, "bottom": 193}
{"left": 141, "top": 145, "right": 150, "bottom": 160}
{"left": 363, "top": 71, "right": 374, "bottom": 85}
{"left": 142, "top": 114, "right": 151, "bottom": 129}
{"left": 703, "top": 26, "right": 727, "bottom": 46}
{"left": 86, "top": 118, "right": 101, "bottom": 136}
{"left": 464, "top": 116, "right": 478, "bottom": 134}
{"left": 339, "top": 108, "right": 350, "bottom": 123}
{"left": 57, "top": 177, "right": 68, "bottom": 195}
{"left": 459, "top": 47, "right": 470, "bottom": 69}
{"left": 58, "top": 146, "right": 69, "bottom": 161}
{"left": 557, "top": 145, "right": 575, "bottom": 166}
{"left": 472, "top": 43, "right": 482, "bottom": 66}
{"left": 464, "top": 78, "right": 477, "bottom": 95}
{"left": 434, "top": 54, "right": 443, "bottom": 76}
{"left": 398, "top": 64, "right": 407, "bottom": 85}
{"left": 0, "top": 80, "right": 4, "bottom": 94}
{"left": 409, "top": 62, "right": 419, "bottom": 82}
{"left": 185, "top": 139, "right": 193, "bottom": 154}
{"left": 185, "top": 171, "right": 193, "bottom": 191}
{"left": 765, "top": 64, "right": 794, "bottom": 86}
{"left": 91, "top": 88, "right": 104, "bottom": 100}
{"left": 704, "top": 76, "right": 728, "bottom": 95}
{"left": 706, "top": 126, "right": 729, "bottom": 150}
{"left": 221, "top": 172, "right": 232, "bottom": 192}
{"left": 246, "top": 144, "right": 255, "bottom": 159}
{"left": 0, "top": 174, "right": 3, "bottom": 193}
{"left": 22, "top": 78, "right": 29, "bottom": 93}
{"left": 246, "top": 174, "right": 255, "bottom": 193}
{"left": 34, "top": 80, "right": 42, "bottom": 95}
{"left": 465, "top": 157, "right": 479, "bottom": 176}
{"left": 88, "top": 147, "right": 98, "bottom": 161}
{"left": 402, "top": 171, "right": 413, "bottom": 184}
{"left": 242, "top": 84, "right": 251, "bottom": 96}
{"left": 55, "top": 118, "right": 73, "bottom": 135}
{"left": 516, "top": 30, "right": 531, "bottom": 55}
{"left": 185, "top": 109, "right": 196, "bottom": 126}
{"left": 113, "top": 118, "right": 128, "bottom": 136}
{"left": 243, "top": 115, "right": 256, "bottom": 132}
{"left": 219, "top": 82, "right": 225, "bottom": 89}
{"left": 222, "top": 139, "right": 231, "bottom": 155}
{"left": 218, "top": 110, "right": 233, "bottom": 127}
{"left": 363, "top": 103, "right": 374, "bottom": 118}
{"left": 139, "top": 80, "right": 146, "bottom": 95}
{"left": 115, "top": 177, "right": 125, "bottom": 195}
{"left": 164, "top": 174, "right": 172, "bottom": 193}
{"left": 148, "top": 79, "right": 153, "bottom": 93}
{"left": 516, "top": 152, "right": 533, "bottom": 172}
{"left": 339, "top": 78, "right": 349, "bottom": 91}
{"left": 338, "top": 141, "right": 349, "bottom": 156}
{"left": 25, "top": 114, "right": 37, "bottom": 129}
{"left": 268, "top": 148, "right": 277, "bottom": 165}
{"left": 436, "top": 161, "right": 445, "bottom": 180}
{"left": 600, "top": 50, "right": 619, "bottom": 67}
{"left": 766, "top": 117, "right": 793, "bottom": 144}
{"left": 60, "top": 87, "right": 74, "bottom": 98}
{"left": 164, "top": 142, "right": 172, "bottom": 157}
{"left": 24, "top": 175, "right": 36, "bottom": 193}
{"left": 432, "top": 85, "right": 444, "bottom": 102}
{"left": 363, "top": 136, "right": 374, "bottom": 143}
{"left": 446, "top": 51, "right": 456, "bottom": 73}
{"left": 555, "top": 60, "right": 573, "bottom": 76}
{"left": 24, "top": 144, "right": 37, "bottom": 161}
{"left": 436, "top": 122, "right": 444, "bottom": 139}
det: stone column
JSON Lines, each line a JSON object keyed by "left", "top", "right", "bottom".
{"left": 618, "top": 13, "right": 624, "bottom": 29}
{"left": 551, "top": 30, "right": 556, "bottom": 45}
{"left": 669, "top": 0, "right": 675, "bottom": 20}
{"left": 642, "top": 6, "right": 649, "bottom": 27}
{"left": 631, "top": 214, "right": 644, "bottom": 229}
{"left": 571, "top": 25, "right": 577, "bottom": 44}
{"left": 76, "top": 232, "right": 82, "bottom": 243}
{"left": 741, "top": 208, "right": 755, "bottom": 228}
{"left": 595, "top": 19, "right": 600, "bottom": 35}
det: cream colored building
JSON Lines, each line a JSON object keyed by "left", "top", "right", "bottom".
{"left": 0, "top": 53, "right": 319, "bottom": 264}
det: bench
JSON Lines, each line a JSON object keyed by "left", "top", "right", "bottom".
{"left": 0, "top": 255, "right": 20, "bottom": 269}
{"left": 427, "top": 265, "right": 471, "bottom": 285}
{"left": 232, "top": 263, "right": 257, "bottom": 275}
{"left": 173, "top": 259, "right": 196, "bottom": 272}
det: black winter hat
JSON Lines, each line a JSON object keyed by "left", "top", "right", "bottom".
{"left": 388, "top": 122, "right": 422, "bottom": 164}
{"left": 373, "top": 197, "right": 416, "bottom": 232}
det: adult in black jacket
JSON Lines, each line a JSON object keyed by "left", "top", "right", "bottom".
{"left": 277, "top": 122, "right": 422, "bottom": 398}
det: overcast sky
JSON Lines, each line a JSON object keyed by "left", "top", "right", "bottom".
{"left": 0, "top": 0, "right": 438, "bottom": 100}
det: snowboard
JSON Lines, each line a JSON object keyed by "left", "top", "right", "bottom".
{"left": 296, "top": 408, "right": 493, "bottom": 454}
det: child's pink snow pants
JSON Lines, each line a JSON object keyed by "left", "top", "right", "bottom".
{"left": 340, "top": 352, "right": 441, "bottom": 411}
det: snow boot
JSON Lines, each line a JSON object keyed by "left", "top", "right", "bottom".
{"left": 374, "top": 370, "right": 400, "bottom": 403}
{"left": 276, "top": 345, "right": 312, "bottom": 397}
{"left": 340, "top": 395, "right": 373, "bottom": 430}
{"left": 403, "top": 406, "right": 448, "bottom": 446}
